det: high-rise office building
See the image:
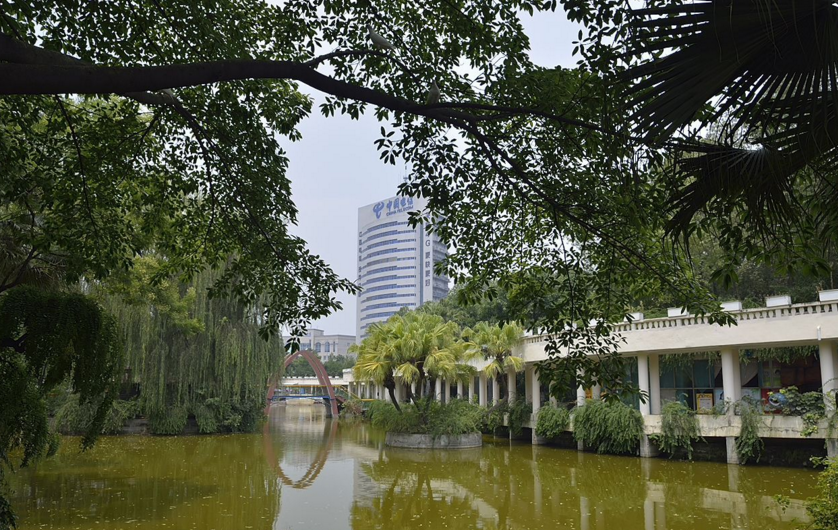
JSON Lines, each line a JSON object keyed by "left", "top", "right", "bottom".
{"left": 356, "top": 195, "right": 449, "bottom": 341}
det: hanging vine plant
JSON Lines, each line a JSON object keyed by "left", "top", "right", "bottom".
{"left": 735, "top": 397, "right": 765, "bottom": 464}
{"left": 742, "top": 346, "right": 817, "bottom": 365}
{"left": 650, "top": 401, "right": 703, "bottom": 459}
{"left": 660, "top": 351, "right": 720, "bottom": 371}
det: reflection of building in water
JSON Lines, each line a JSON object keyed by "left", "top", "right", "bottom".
{"left": 347, "top": 441, "right": 814, "bottom": 530}
{"left": 267, "top": 403, "right": 814, "bottom": 530}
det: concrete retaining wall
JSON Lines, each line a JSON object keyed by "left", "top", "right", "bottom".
{"left": 385, "top": 432, "right": 483, "bottom": 449}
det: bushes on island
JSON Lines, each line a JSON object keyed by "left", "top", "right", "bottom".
{"left": 367, "top": 398, "right": 485, "bottom": 437}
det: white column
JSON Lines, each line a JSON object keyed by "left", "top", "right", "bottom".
{"left": 469, "top": 377, "right": 475, "bottom": 402}
{"left": 576, "top": 369, "right": 586, "bottom": 407}
{"left": 819, "top": 342, "right": 838, "bottom": 457}
{"left": 649, "top": 354, "right": 661, "bottom": 415}
{"left": 721, "top": 347, "right": 741, "bottom": 464}
{"left": 457, "top": 380, "right": 464, "bottom": 399}
{"left": 492, "top": 377, "right": 500, "bottom": 406}
{"left": 638, "top": 354, "right": 651, "bottom": 416}
{"left": 435, "top": 378, "right": 442, "bottom": 401}
{"left": 532, "top": 368, "right": 541, "bottom": 415}
{"left": 507, "top": 367, "right": 517, "bottom": 402}
{"left": 721, "top": 348, "right": 741, "bottom": 404}
{"left": 479, "top": 373, "right": 488, "bottom": 407}
{"left": 591, "top": 384, "right": 601, "bottom": 400}
{"left": 637, "top": 353, "right": 657, "bottom": 458}
{"left": 821, "top": 341, "right": 837, "bottom": 406}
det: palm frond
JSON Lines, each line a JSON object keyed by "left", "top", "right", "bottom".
{"left": 622, "top": 0, "right": 838, "bottom": 233}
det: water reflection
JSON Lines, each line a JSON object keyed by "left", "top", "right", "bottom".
{"left": 9, "top": 403, "right": 818, "bottom": 530}
{"left": 11, "top": 434, "right": 279, "bottom": 529}
{"left": 263, "top": 416, "right": 337, "bottom": 489}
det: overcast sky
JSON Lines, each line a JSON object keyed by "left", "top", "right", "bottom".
{"left": 283, "top": 10, "right": 581, "bottom": 335}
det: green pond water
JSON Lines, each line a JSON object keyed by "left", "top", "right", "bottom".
{"left": 9, "top": 404, "right": 819, "bottom": 530}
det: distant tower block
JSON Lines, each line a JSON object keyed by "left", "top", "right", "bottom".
{"left": 356, "top": 195, "right": 449, "bottom": 341}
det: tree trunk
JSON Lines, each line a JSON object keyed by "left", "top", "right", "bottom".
{"left": 387, "top": 384, "right": 401, "bottom": 412}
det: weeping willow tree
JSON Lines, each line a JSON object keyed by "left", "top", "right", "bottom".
{"left": 99, "top": 256, "right": 283, "bottom": 434}
{"left": 1, "top": 285, "right": 123, "bottom": 529}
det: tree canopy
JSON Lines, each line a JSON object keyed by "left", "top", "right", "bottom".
{"left": 4, "top": 0, "right": 838, "bottom": 440}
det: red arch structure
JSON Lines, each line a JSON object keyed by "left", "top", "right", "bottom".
{"left": 265, "top": 349, "right": 340, "bottom": 417}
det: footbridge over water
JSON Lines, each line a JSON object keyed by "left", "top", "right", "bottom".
{"left": 266, "top": 349, "right": 361, "bottom": 417}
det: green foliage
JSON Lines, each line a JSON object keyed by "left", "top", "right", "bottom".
{"left": 286, "top": 354, "right": 356, "bottom": 378}
{"left": 339, "top": 398, "right": 365, "bottom": 420}
{"left": 323, "top": 355, "right": 357, "bottom": 377}
{"left": 735, "top": 397, "right": 765, "bottom": 465}
{"left": 482, "top": 401, "right": 508, "bottom": 434}
{"left": 284, "top": 356, "right": 316, "bottom": 377}
{"left": 808, "top": 457, "right": 838, "bottom": 530}
{"left": 660, "top": 352, "right": 719, "bottom": 371}
{"left": 365, "top": 400, "right": 392, "bottom": 424}
{"left": 507, "top": 397, "right": 533, "bottom": 437}
{"left": 100, "top": 259, "right": 282, "bottom": 430}
{"left": 368, "top": 399, "right": 484, "bottom": 437}
{"left": 572, "top": 400, "right": 644, "bottom": 455}
{"left": 535, "top": 406, "right": 571, "bottom": 439}
{"left": 769, "top": 386, "right": 826, "bottom": 437}
{"left": 353, "top": 313, "right": 477, "bottom": 407}
{"left": 190, "top": 397, "right": 264, "bottom": 435}
{"left": 54, "top": 395, "right": 140, "bottom": 436}
{"left": 1, "top": 286, "right": 123, "bottom": 528}
{"left": 414, "top": 283, "right": 510, "bottom": 329}
{"left": 650, "top": 401, "right": 702, "bottom": 460}
{"left": 192, "top": 403, "right": 219, "bottom": 434}
{"left": 149, "top": 406, "right": 189, "bottom": 436}
{"left": 464, "top": 322, "right": 525, "bottom": 386}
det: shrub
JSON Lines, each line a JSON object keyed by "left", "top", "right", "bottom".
{"left": 368, "top": 398, "right": 484, "bottom": 437}
{"left": 735, "top": 396, "right": 764, "bottom": 464}
{"left": 535, "top": 406, "right": 571, "bottom": 439}
{"left": 192, "top": 397, "right": 264, "bottom": 434}
{"left": 192, "top": 403, "right": 219, "bottom": 434}
{"left": 572, "top": 399, "right": 644, "bottom": 455}
{"left": 340, "top": 398, "right": 365, "bottom": 419}
{"left": 808, "top": 457, "right": 838, "bottom": 530}
{"left": 365, "top": 399, "right": 392, "bottom": 423}
{"left": 149, "top": 405, "right": 189, "bottom": 435}
{"left": 55, "top": 395, "right": 139, "bottom": 435}
{"left": 507, "top": 397, "right": 533, "bottom": 436}
{"left": 481, "top": 400, "right": 508, "bottom": 434}
{"left": 650, "top": 401, "right": 702, "bottom": 459}
{"left": 770, "top": 386, "right": 826, "bottom": 437}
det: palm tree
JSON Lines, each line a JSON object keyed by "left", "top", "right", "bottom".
{"left": 353, "top": 313, "right": 478, "bottom": 411}
{"left": 351, "top": 322, "right": 401, "bottom": 411}
{"left": 465, "top": 321, "right": 524, "bottom": 402}
{"left": 613, "top": 1, "right": 838, "bottom": 253}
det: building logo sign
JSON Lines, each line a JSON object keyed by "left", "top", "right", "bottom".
{"left": 373, "top": 197, "right": 414, "bottom": 219}
{"left": 373, "top": 201, "right": 385, "bottom": 219}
